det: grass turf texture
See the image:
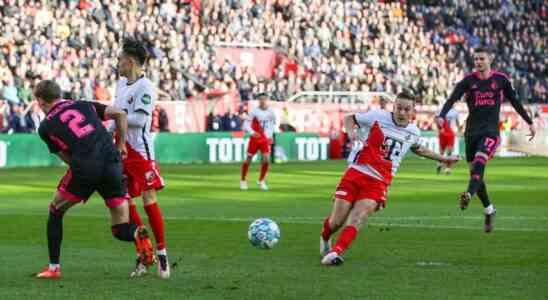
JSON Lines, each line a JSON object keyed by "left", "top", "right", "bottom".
{"left": 0, "top": 157, "right": 547, "bottom": 299}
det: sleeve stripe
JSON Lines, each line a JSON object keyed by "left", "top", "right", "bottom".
{"left": 353, "top": 115, "right": 360, "bottom": 128}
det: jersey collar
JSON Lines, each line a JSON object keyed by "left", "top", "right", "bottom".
{"left": 126, "top": 75, "right": 144, "bottom": 86}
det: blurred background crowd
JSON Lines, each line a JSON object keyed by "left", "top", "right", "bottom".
{"left": 0, "top": 0, "right": 546, "bottom": 133}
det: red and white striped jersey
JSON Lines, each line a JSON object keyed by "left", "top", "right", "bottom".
{"left": 348, "top": 109, "right": 421, "bottom": 184}
{"left": 244, "top": 107, "right": 276, "bottom": 139}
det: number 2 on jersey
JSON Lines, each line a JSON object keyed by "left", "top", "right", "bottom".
{"left": 60, "top": 109, "right": 95, "bottom": 138}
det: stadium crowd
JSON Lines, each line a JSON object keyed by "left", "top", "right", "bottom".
{"left": 0, "top": 0, "right": 546, "bottom": 133}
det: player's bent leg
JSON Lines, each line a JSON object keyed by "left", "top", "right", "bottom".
{"left": 36, "top": 195, "right": 78, "bottom": 279}
{"left": 322, "top": 199, "right": 378, "bottom": 266}
{"left": 467, "top": 151, "right": 489, "bottom": 196}
{"left": 320, "top": 198, "right": 352, "bottom": 257}
{"left": 320, "top": 198, "right": 353, "bottom": 261}
{"left": 324, "top": 199, "right": 377, "bottom": 265}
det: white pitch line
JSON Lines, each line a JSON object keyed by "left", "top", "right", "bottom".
{"left": 0, "top": 212, "right": 546, "bottom": 232}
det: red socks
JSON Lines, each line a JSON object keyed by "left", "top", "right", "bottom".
{"left": 333, "top": 225, "right": 358, "bottom": 255}
{"left": 144, "top": 202, "right": 166, "bottom": 251}
{"left": 321, "top": 217, "right": 332, "bottom": 241}
{"left": 241, "top": 162, "right": 249, "bottom": 180}
{"left": 129, "top": 203, "right": 143, "bottom": 227}
{"left": 259, "top": 162, "right": 269, "bottom": 181}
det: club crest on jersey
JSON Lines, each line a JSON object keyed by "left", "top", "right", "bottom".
{"left": 128, "top": 97, "right": 134, "bottom": 104}
{"left": 141, "top": 94, "right": 152, "bottom": 105}
{"left": 145, "top": 170, "right": 156, "bottom": 183}
{"left": 490, "top": 81, "right": 497, "bottom": 90}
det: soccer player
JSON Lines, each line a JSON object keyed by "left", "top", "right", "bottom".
{"left": 240, "top": 93, "right": 277, "bottom": 191}
{"left": 320, "top": 92, "right": 460, "bottom": 266}
{"left": 436, "top": 107, "right": 459, "bottom": 174}
{"left": 437, "top": 47, "right": 535, "bottom": 233}
{"left": 33, "top": 80, "right": 154, "bottom": 278}
{"left": 113, "top": 38, "right": 169, "bottom": 278}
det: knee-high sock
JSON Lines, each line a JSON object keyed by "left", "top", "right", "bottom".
{"left": 145, "top": 202, "right": 166, "bottom": 250}
{"left": 321, "top": 217, "right": 332, "bottom": 241}
{"left": 259, "top": 162, "right": 269, "bottom": 181}
{"left": 332, "top": 225, "right": 358, "bottom": 255}
{"left": 241, "top": 162, "right": 250, "bottom": 181}
{"left": 477, "top": 181, "right": 491, "bottom": 208}
{"left": 47, "top": 205, "right": 64, "bottom": 265}
{"left": 467, "top": 155, "right": 487, "bottom": 197}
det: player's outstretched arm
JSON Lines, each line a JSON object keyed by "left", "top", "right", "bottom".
{"left": 104, "top": 106, "right": 128, "bottom": 156}
{"left": 411, "top": 144, "right": 460, "bottom": 164}
{"left": 437, "top": 80, "right": 467, "bottom": 124}
{"left": 503, "top": 79, "right": 536, "bottom": 141}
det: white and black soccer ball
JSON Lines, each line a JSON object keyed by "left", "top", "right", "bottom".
{"left": 248, "top": 218, "right": 280, "bottom": 249}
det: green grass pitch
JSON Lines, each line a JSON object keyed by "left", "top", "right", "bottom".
{"left": 1, "top": 157, "right": 547, "bottom": 299}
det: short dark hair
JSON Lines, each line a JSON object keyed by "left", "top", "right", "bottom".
{"left": 257, "top": 92, "right": 269, "bottom": 99}
{"left": 396, "top": 91, "right": 416, "bottom": 103}
{"left": 122, "top": 38, "right": 149, "bottom": 66}
{"left": 34, "top": 80, "right": 61, "bottom": 103}
{"left": 474, "top": 46, "right": 490, "bottom": 55}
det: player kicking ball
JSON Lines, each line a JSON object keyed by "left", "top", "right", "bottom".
{"left": 113, "top": 38, "right": 169, "bottom": 278}
{"left": 34, "top": 80, "right": 154, "bottom": 278}
{"left": 240, "top": 93, "right": 277, "bottom": 191}
{"left": 320, "top": 92, "right": 460, "bottom": 266}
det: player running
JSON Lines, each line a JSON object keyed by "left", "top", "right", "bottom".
{"left": 34, "top": 80, "right": 154, "bottom": 278}
{"left": 320, "top": 92, "right": 460, "bottom": 266}
{"left": 240, "top": 93, "right": 277, "bottom": 191}
{"left": 436, "top": 107, "right": 459, "bottom": 174}
{"left": 113, "top": 38, "right": 169, "bottom": 278}
{"left": 437, "top": 46, "right": 535, "bottom": 233}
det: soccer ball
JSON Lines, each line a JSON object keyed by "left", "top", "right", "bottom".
{"left": 248, "top": 218, "right": 280, "bottom": 249}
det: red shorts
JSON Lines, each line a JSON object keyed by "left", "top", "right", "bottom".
{"left": 334, "top": 167, "right": 388, "bottom": 208}
{"left": 439, "top": 133, "right": 455, "bottom": 151}
{"left": 123, "top": 159, "right": 165, "bottom": 198}
{"left": 247, "top": 137, "right": 271, "bottom": 156}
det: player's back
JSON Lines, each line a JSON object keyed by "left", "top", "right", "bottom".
{"left": 39, "top": 100, "right": 117, "bottom": 162}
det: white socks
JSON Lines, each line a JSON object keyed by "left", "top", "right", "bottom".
{"left": 484, "top": 204, "right": 496, "bottom": 215}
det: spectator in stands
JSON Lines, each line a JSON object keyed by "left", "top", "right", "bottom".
{"left": 0, "top": 0, "right": 545, "bottom": 136}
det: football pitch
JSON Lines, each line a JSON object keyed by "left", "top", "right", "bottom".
{"left": 1, "top": 157, "right": 547, "bottom": 300}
